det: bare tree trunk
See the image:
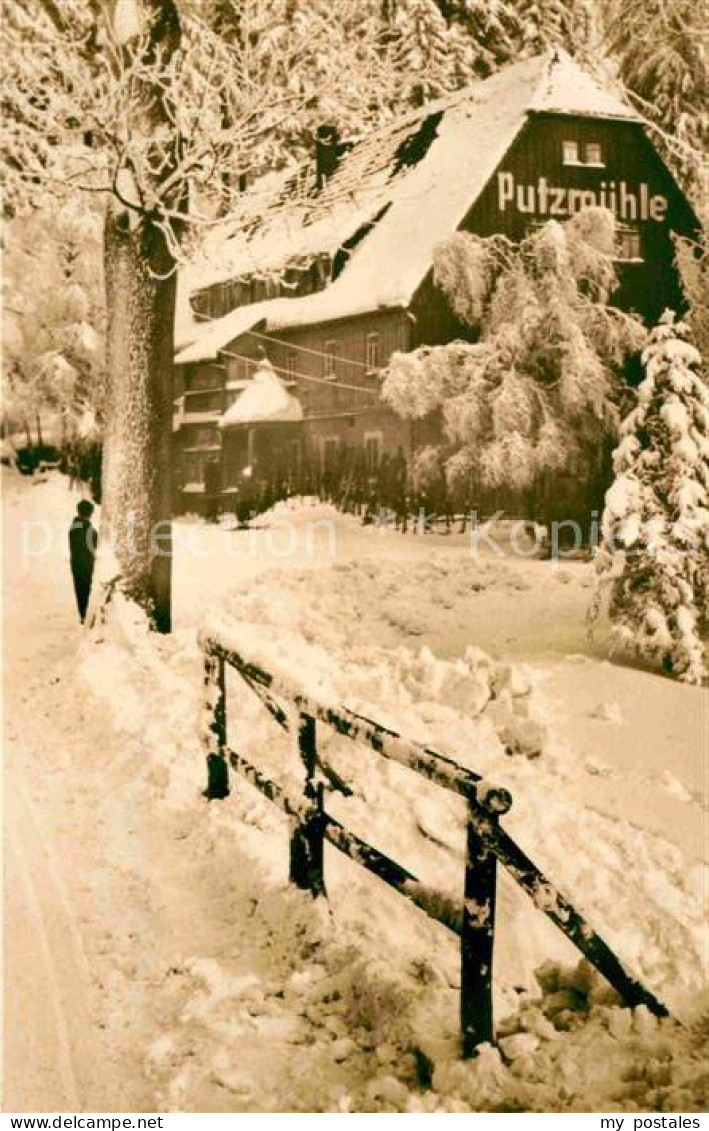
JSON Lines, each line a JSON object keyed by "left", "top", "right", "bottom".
{"left": 101, "top": 203, "right": 175, "bottom": 632}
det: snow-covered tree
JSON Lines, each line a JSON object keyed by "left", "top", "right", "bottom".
{"left": 383, "top": 209, "right": 646, "bottom": 507}
{"left": 674, "top": 230, "right": 709, "bottom": 364}
{"left": 382, "top": 0, "right": 457, "bottom": 104}
{"left": 601, "top": 0, "right": 707, "bottom": 201}
{"left": 199, "top": 0, "right": 416, "bottom": 157}
{"left": 603, "top": 0, "right": 707, "bottom": 154}
{"left": 590, "top": 311, "right": 709, "bottom": 684}
{"left": 430, "top": 0, "right": 600, "bottom": 77}
{"left": 3, "top": 202, "right": 106, "bottom": 446}
{"left": 1, "top": 0, "right": 407, "bottom": 632}
{"left": 518, "top": 0, "right": 597, "bottom": 58}
{"left": 434, "top": 0, "right": 526, "bottom": 77}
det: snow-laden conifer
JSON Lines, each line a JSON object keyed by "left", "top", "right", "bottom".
{"left": 591, "top": 310, "right": 709, "bottom": 683}
{"left": 604, "top": 0, "right": 707, "bottom": 164}
{"left": 3, "top": 202, "right": 106, "bottom": 443}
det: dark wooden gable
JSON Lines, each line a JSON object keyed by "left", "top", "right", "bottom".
{"left": 453, "top": 113, "right": 698, "bottom": 323}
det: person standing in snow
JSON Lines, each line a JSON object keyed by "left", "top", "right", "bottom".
{"left": 69, "top": 499, "right": 98, "bottom": 623}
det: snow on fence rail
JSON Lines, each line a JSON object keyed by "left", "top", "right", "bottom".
{"left": 199, "top": 631, "right": 670, "bottom": 1056}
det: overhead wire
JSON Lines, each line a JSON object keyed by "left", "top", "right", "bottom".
{"left": 241, "top": 326, "right": 384, "bottom": 371}
{"left": 218, "top": 346, "right": 382, "bottom": 396}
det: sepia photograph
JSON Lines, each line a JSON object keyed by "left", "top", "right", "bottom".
{"left": 2, "top": 0, "right": 707, "bottom": 1117}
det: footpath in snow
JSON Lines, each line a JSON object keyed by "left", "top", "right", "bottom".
{"left": 3, "top": 473, "right": 707, "bottom": 1112}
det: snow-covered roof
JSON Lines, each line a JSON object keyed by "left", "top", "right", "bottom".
{"left": 219, "top": 360, "right": 303, "bottom": 427}
{"left": 529, "top": 54, "right": 639, "bottom": 121}
{"left": 177, "top": 308, "right": 267, "bottom": 366}
{"left": 177, "top": 52, "right": 641, "bottom": 364}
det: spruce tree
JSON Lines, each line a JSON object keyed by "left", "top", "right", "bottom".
{"left": 603, "top": 0, "right": 708, "bottom": 160}
{"left": 592, "top": 311, "right": 709, "bottom": 684}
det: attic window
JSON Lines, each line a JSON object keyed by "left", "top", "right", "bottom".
{"left": 563, "top": 140, "right": 605, "bottom": 167}
{"left": 585, "top": 142, "right": 604, "bottom": 166}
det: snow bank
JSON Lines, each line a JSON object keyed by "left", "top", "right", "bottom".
{"left": 200, "top": 559, "right": 705, "bottom": 1016}
{"left": 63, "top": 485, "right": 705, "bottom": 1111}
{"left": 75, "top": 576, "right": 709, "bottom": 1112}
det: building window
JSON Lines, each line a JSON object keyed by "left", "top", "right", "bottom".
{"left": 323, "top": 340, "right": 339, "bottom": 379}
{"left": 188, "top": 365, "right": 224, "bottom": 391}
{"left": 524, "top": 220, "right": 546, "bottom": 238}
{"left": 264, "top": 275, "right": 280, "bottom": 299}
{"left": 194, "top": 426, "right": 219, "bottom": 448}
{"left": 562, "top": 140, "right": 604, "bottom": 167}
{"left": 366, "top": 332, "right": 381, "bottom": 373}
{"left": 322, "top": 436, "right": 340, "bottom": 467}
{"left": 585, "top": 142, "right": 603, "bottom": 166}
{"left": 185, "top": 390, "right": 223, "bottom": 413}
{"left": 184, "top": 451, "right": 208, "bottom": 486}
{"left": 364, "top": 431, "right": 383, "bottom": 473}
{"left": 230, "top": 356, "right": 250, "bottom": 383}
{"left": 285, "top": 438, "right": 301, "bottom": 472}
{"left": 615, "top": 225, "right": 643, "bottom": 262}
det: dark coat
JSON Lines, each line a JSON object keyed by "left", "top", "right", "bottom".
{"left": 69, "top": 517, "right": 98, "bottom": 577}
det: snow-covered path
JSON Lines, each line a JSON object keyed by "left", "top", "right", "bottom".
{"left": 3, "top": 474, "right": 707, "bottom": 1113}
{"left": 5, "top": 775, "right": 89, "bottom": 1111}
{"left": 0, "top": 480, "right": 273, "bottom": 1110}
{"left": 3, "top": 480, "right": 149, "bottom": 1110}
{"left": 2, "top": 476, "right": 430, "bottom": 1112}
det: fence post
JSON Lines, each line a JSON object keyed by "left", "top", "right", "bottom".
{"left": 461, "top": 800, "right": 497, "bottom": 1056}
{"left": 203, "top": 648, "right": 229, "bottom": 800}
{"left": 289, "top": 712, "right": 326, "bottom": 897}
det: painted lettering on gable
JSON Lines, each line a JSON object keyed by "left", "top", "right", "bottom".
{"left": 497, "top": 172, "right": 669, "bottom": 223}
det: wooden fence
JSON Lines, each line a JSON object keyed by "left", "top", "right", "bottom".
{"left": 200, "top": 631, "right": 669, "bottom": 1056}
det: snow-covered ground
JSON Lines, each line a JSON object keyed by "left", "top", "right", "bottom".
{"left": 3, "top": 472, "right": 707, "bottom": 1112}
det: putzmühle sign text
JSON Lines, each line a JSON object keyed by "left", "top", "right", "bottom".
{"left": 497, "top": 172, "right": 669, "bottom": 222}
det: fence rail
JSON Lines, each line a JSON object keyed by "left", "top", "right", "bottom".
{"left": 200, "top": 631, "right": 669, "bottom": 1057}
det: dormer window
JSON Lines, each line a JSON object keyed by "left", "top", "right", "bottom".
{"left": 563, "top": 140, "right": 580, "bottom": 165}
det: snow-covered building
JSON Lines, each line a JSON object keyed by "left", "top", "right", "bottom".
{"left": 173, "top": 51, "right": 698, "bottom": 512}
